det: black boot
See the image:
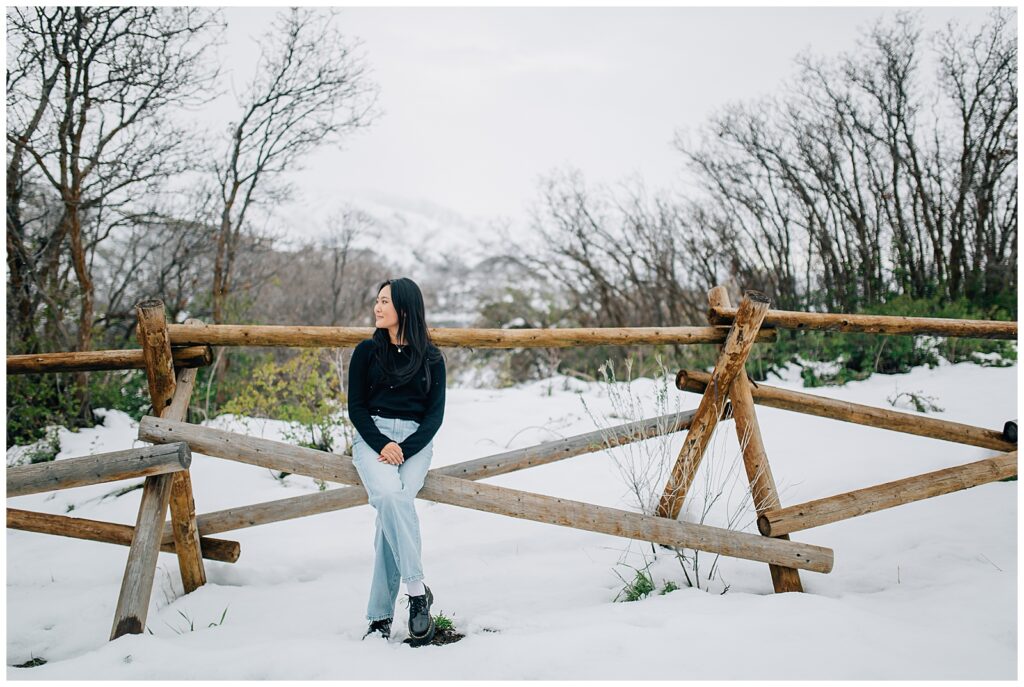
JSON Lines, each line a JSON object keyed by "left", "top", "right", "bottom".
{"left": 362, "top": 617, "right": 392, "bottom": 640}
{"left": 406, "top": 585, "right": 435, "bottom": 644}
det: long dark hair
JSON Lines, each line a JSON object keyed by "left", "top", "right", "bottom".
{"left": 371, "top": 277, "right": 443, "bottom": 388}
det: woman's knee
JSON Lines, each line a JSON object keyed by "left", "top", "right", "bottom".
{"left": 402, "top": 474, "right": 428, "bottom": 496}
{"left": 399, "top": 445, "right": 431, "bottom": 484}
{"left": 368, "top": 486, "right": 411, "bottom": 510}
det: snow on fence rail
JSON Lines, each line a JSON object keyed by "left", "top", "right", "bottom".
{"left": 5, "top": 289, "right": 1016, "bottom": 642}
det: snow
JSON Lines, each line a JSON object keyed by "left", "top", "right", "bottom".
{"left": 5, "top": 361, "right": 1018, "bottom": 679}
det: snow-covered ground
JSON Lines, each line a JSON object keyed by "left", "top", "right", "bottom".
{"left": 5, "top": 360, "right": 1018, "bottom": 679}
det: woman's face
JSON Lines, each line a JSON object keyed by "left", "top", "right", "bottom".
{"left": 374, "top": 284, "right": 399, "bottom": 330}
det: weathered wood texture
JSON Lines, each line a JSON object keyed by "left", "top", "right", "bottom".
{"left": 162, "top": 364, "right": 207, "bottom": 594}
{"left": 112, "top": 306, "right": 206, "bottom": 643}
{"left": 110, "top": 473, "right": 175, "bottom": 640}
{"left": 757, "top": 451, "right": 1018, "bottom": 537}
{"left": 135, "top": 300, "right": 177, "bottom": 414}
{"left": 7, "top": 443, "right": 190, "bottom": 497}
{"left": 676, "top": 368, "right": 1015, "bottom": 452}
{"left": 708, "top": 305, "right": 1016, "bottom": 339}
{"left": 7, "top": 346, "right": 212, "bottom": 375}
{"left": 6, "top": 509, "right": 240, "bottom": 563}
{"left": 138, "top": 416, "right": 834, "bottom": 573}
{"left": 165, "top": 323, "right": 777, "bottom": 348}
{"left": 150, "top": 317, "right": 208, "bottom": 595}
{"left": 182, "top": 409, "right": 703, "bottom": 536}
{"left": 656, "top": 292, "right": 771, "bottom": 521}
{"left": 708, "top": 287, "right": 803, "bottom": 593}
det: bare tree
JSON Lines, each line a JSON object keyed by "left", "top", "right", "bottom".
{"left": 323, "top": 207, "right": 376, "bottom": 326}
{"left": 676, "top": 105, "right": 808, "bottom": 309}
{"left": 523, "top": 169, "right": 706, "bottom": 329}
{"left": 935, "top": 10, "right": 1017, "bottom": 302}
{"left": 93, "top": 215, "right": 216, "bottom": 345}
{"left": 242, "top": 209, "right": 390, "bottom": 329}
{"left": 676, "top": 10, "right": 1016, "bottom": 314}
{"left": 7, "top": 9, "right": 72, "bottom": 352}
{"left": 6, "top": 7, "right": 221, "bottom": 417}
{"left": 210, "top": 8, "right": 380, "bottom": 325}
{"left": 486, "top": 168, "right": 715, "bottom": 381}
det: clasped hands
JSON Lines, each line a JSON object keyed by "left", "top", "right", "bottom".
{"left": 378, "top": 441, "right": 404, "bottom": 465}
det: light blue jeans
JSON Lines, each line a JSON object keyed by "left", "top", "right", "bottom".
{"left": 351, "top": 415, "right": 434, "bottom": 622}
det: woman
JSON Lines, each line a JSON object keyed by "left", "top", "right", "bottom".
{"left": 347, "top": 277, "right": 446, "bottom": 644}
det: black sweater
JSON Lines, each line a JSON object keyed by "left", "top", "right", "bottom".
{"left": 347, "top": 338, "right": 446, "bottom": 457}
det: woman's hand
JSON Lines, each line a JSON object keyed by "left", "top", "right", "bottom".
{"left": 379, "top": 441, "right": 405, "bottom": 465}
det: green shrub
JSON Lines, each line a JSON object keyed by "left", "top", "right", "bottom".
{"left": 7, "top": 355, "right": 195, "bottom": 449}
{"left": 89, "top": 368, "right": 152, "bottom": 419}
{"left": 659, "top": 579, "right": 680, "bottom": 595}
{"left": 613, "top": 562, "right": 656, "bottom": 602}
{"left": 433, "top": 611, "right": 455, "bottom": 632}
{"left": 6, "top": 374, "right": 79, "bottom": 448}
{"left": 12, "top": 655, "right": 46, "bottom": 669}
{"left": 220, "top": 348, "right": 346, "bottom": 452}
{"left": 191, "top": 348, "right": 275, "bottom": 422}
{"left": 27, "top": 426, "right": 62, "bottom": 464}
{"left": 754, "top": 294, "right": 1016, "bottom": 386}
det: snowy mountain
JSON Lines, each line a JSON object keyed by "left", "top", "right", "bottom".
{"left": 323, "top": 192, "right": 512, "bottom": 273}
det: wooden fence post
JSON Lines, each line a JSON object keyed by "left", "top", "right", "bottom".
{"left": 111, "top": 305, "right": 207, "bottom": 640}
{"left": 157, "top": 315, "right": 208, "bottom": 594}
{"left": 656, "top": 291, "right": 771, "bottom": 521}
{"left": 162, "top": 364, "right": 207, "bottom": 594}
{"left": 109, "top": 472, "right": 175, "bottom": 639}
{"left": 707, "top": 286, "right": 803, "bottom": 593}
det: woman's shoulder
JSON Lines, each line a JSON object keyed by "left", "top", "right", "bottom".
{"left": 353, "top": 338, "right": 376, "bottom": 356}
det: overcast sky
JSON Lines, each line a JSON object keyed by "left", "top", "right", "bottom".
{"left": 210, "top": 6, "right": 997, "bottom": 242}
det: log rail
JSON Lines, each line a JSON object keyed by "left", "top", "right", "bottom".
{"left": 7, "top": 346, "right": 212, "bottom": 375}
{"left": 757, "top": 451, "right": 1018, "bottom": 536}
{"left": 676, "top": 368, "right": 1015, "bottom": 452}
{"left": 163, "top": 323, "right": 777, "bottom": 348}
{"left": 7, "top": 443, "right": 191, "bottom": 498}
{"left": 139, "top": 415, "right": 835, "bottom": 574}
{"left": 708, "top": 306, "right": 1016, "bottom": 339}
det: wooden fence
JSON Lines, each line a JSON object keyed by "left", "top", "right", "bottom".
{"left": 6, "top": 289, "right": 1016, "bottom": 640}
